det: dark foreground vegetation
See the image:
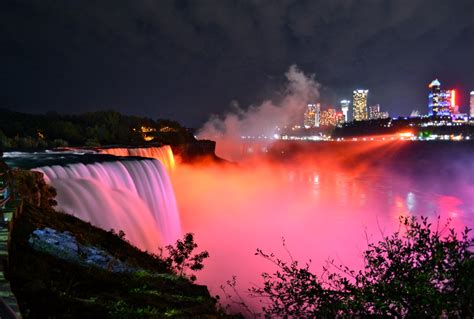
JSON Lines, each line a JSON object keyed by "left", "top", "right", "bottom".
{"left": 0, "top": 109, "right": 195, "bottom": 150}
{"left": 232, "top": 217, "right": 473, "bottom": 318}
{"left": 7, "top": 169, "right": 233, "bottom": 318}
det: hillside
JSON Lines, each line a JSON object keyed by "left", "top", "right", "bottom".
{"left": 6, "top": 169, "right": 234, "bottom": 318}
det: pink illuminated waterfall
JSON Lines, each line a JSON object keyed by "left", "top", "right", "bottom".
{"left": 35, "top": 159, "right": 181, "bottom": 251}
{"left": 99, "top": 146, "right": 175, "bottom": 170}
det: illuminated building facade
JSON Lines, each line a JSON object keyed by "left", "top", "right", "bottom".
{"left": 451, "top": 90, "right": 458, "bottom": 114}
{"left": 336, "top": 112, "right": 345, "bottom": 126}
{"left": 314, "top": 103, "right": 321, "bottom": 127}
{"left": 367, "top": 104, "right": 389, "bottom": 120}
{"left": 379, "top": 111, "right": 389, "bottom": 119}
{"left": 304, "top": 103, "right": 320, "bottom": 128}
{"left": 340, "top": 100, "right": 350, "bottom": 122}
{"left": 428, "top": 79, "right": 452, "bottom": 116}
{"left": 368, "top": 104, "right": 380, "bottom": 120}
{"left": 353, "top": 90, "right": 368, "bottom": 121}
{"left": 320, "top": 108, "right": 337, "bottom": 126}
{"left": 470, "top": 91, "right": 474, "bottom": 118}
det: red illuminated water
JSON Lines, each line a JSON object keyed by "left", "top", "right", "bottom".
{"left": 25, "top": 141, "right": 473, "bottom": 312}
{"left": 99, "top": 145, "right": 176, "bottom": 170}
{"left": 171, "top": 140, "right": 474, "bottom": 310}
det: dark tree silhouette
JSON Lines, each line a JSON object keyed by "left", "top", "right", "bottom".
{"left": 250, "top": 217, "right": 473, "bottom": 317}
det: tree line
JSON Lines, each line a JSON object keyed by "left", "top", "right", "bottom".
{"left": 0, "top": 109, "right": 195, "bottom": 151}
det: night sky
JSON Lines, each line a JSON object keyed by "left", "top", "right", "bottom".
{"left": 1, "top": 0, "right": 473, "bottom": 127}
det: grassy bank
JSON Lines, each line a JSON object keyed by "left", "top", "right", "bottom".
{"left": 7, "top": 169, "right": 233, "bottom": 318}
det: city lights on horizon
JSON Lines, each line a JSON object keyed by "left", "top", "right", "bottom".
{"left": 306, "top": 78, "right": 473, "bottom": 128}
{"left": 240, "top": 78, "right": 473, "bottom": 143}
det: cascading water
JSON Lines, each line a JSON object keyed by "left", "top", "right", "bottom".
{"left": 35, "top": 159, "right": 181, "bottom": 251}
{"left": 99, "top": 146, "right": 176, "bottom": 171}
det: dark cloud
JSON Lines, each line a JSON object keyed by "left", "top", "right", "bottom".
{"left": 1, "top": 0, "right": 473, "bottom": 126}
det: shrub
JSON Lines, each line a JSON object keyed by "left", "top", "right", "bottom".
{"left": 250, "top": 216, "right": 473, "bottom": 317}
{"left": 161, "top": 233, "right": 209, "bottom": 282}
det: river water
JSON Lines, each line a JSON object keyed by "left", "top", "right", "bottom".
{"left": 172, "top": 140, "right": 474, "bottom": 310}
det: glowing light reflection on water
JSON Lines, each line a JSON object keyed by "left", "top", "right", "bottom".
{"left": 172, "top": 141, "right": 473, "bottom": 310}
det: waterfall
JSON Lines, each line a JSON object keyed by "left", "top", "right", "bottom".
{"left": 35, "top": 159, "right": 181, "bottom": 251}
{"left": 99, "top": 146, "right": 176, "bottom": 170}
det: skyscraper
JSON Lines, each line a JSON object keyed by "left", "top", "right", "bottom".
{"left": 303, "top": 104, "right": 315, "bottom": 128}
{"left": 353, "top": 90, "right": 368, "bottom": 121}
{"left": 428, "top": 79, "right": 452, "bottom": 116}
{"left": 320, "top": 108, "right": 337, "bottom": 126}
{"left": 315, "top": 103, "right": 321, "bottom": 127}
{"left": 470, "top": 91, "right": 474, "bottom": 118}
{"left": 304, "top": 103, "right": 321, "bottom": 128}
{"left": 368, "top": 104, "right": 380, "bottom": 120}
{"left": 340, "top": 100, "right": 350, "bottom": 122}
{"left": 367, "top": 104, "right": 389, "bottom": 120}
{"left": 336, "top": 112, "right": 345, "bottom": 126}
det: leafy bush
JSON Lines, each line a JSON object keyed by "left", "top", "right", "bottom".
{"left": 250, "top": 216, "right": 473, "bottom": 317}
{"left": 162, "top": 233, "right": 209, "bottom": 282}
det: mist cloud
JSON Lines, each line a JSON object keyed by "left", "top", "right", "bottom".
{"left": 197, "top": 65, "right": 321, "bottom": 161}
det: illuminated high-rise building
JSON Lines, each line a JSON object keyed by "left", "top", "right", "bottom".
{"left": 353, "top": 90, "right": 368, "bottom": 121}
{"left": 428, "top": 79, "right": 452, "bottom": 116}
{"left": 379, "top": 111, "right": 389, "bottom": 119}
{"left": 320, "top": 110, "right": 329, "bottom": 126}
{"left": 367, "top": 104, "right": 389, "bottom": 120}
{"left": 368, "top": 104, "right": 380, "bottom": 120}
{"left": 336, "top": 112, "right": 345, "bottom": 126}
{"left": 315, "top": 103, "right": 321, "bottom": 127}
{"left": 451, "top": 89, "right": 458, "bottom": 114}
{"left": 320, "top": 108, "right": 337, "bottom": 126}
{"left": 303, "top": 104, "right": 315, "bottom": 128}
{"left": 471, "top": 91, "right": 474, "bottom": 118}
{"left": 304, "top": 103, "right": 320, "bottom": 128}
{"left": 340, "top": 100, "right": 350, "bottom": 122}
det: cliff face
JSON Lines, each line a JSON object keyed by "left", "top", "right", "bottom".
{"left": 7, "top": 169, "right": 233, "bottom": 318}
{"left": 171, "top": 140, "right": 223, "bottom": 163}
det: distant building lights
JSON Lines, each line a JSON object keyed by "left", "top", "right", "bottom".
{"left": 353, "top": 90, "right": 369, "bottom": 121}
{"left": 429, "top": 79, "right": 441, "bottom": 88}
{"left": 399, "top": 132, "right": 414, "bottom": 138}
{"left": 451, "top": 89, "right": 456, "bottom": 111}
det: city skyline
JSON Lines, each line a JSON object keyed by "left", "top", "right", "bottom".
{"left": 305, "top": 78, "right": 473, "bottom": 125}
{"left": 1, "top": 0, "right": 473, "bottom": 127}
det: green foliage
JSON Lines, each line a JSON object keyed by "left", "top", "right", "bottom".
{"left": 0, "top": 108, "right": 195, "bottom": 150}
{"left": 251, "top": 216, "right": 474, "bottom": 317}
{"left": 108, "top": 300, "right": 159, "bottom": 318}
{"left": 84, "top": 137, "right": 101, "bottom": 147}
{"left": 51, "top": 139, "right": 69, "bottom": 148}
{"left": 250, "top": 240, "right": 342, "bottom": 317}
{"left": 7, "top": 168, "right": 233, "bottom": 318}
{"left": 162, "top": 233, "right": 210, "bottom": 282}
{"left": 9, "top": 186, "right": 223, "bottom": 317}
{"left": 0, "top": 129, "right": 12, "bottom": 149}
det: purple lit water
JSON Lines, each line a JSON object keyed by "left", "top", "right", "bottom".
{"left": 171, "top": 141, "right": 474, "bottom": 310}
